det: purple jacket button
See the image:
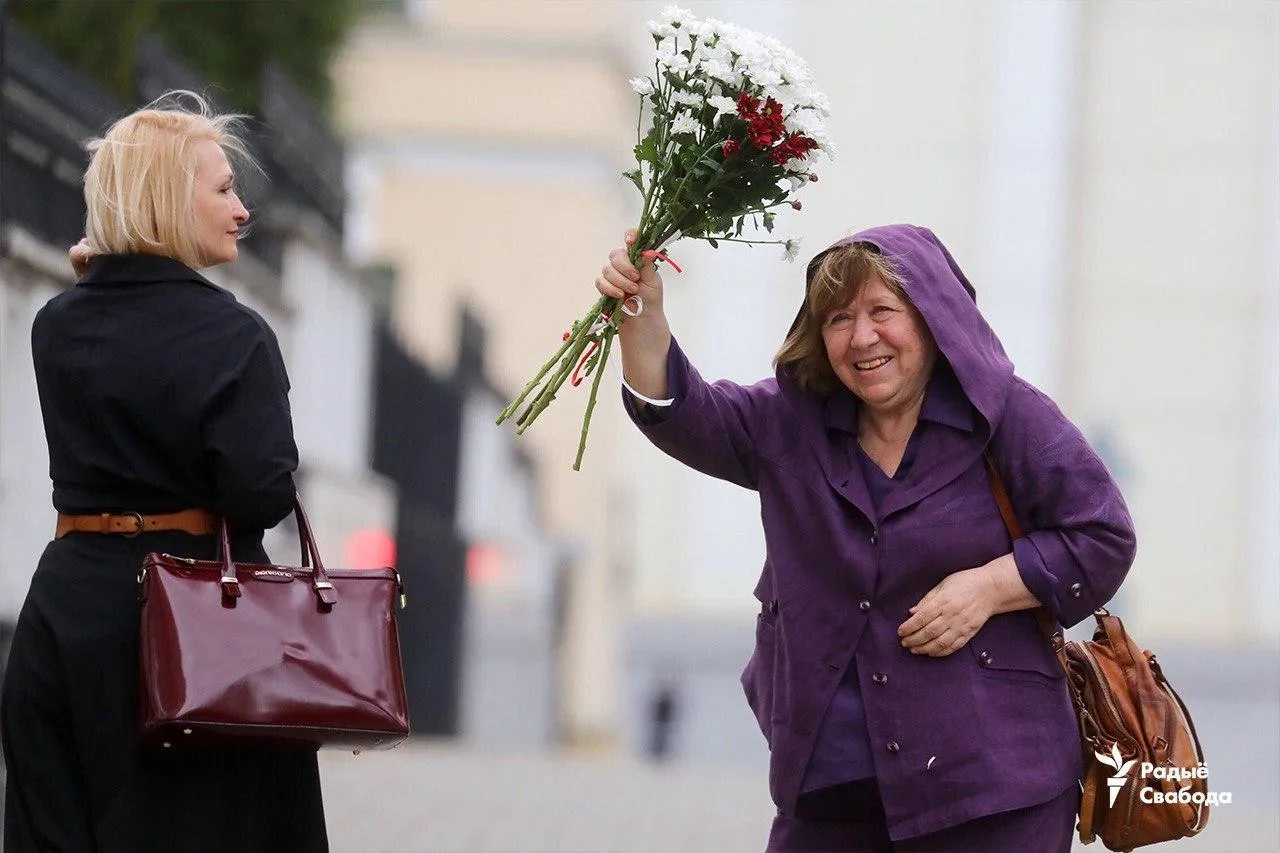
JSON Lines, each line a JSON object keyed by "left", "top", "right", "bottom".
{"left": 979, "top": 650, "right": 992, "bottom": 665}
{"left": 858, "top": 599, "right": 871, "bottom": 612}
{"left": 870, "top": 530, "right": 879, "bottom": 545}
{"left": 887, "top": 741, "right": 901, "bottom": 754}
{"left": 872, "top": 673, "right": 888, "bottom": 685}
{"left": 1070, "top": 583, "right": 1082, "bottom": 598}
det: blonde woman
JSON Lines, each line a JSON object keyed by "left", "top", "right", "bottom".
{"left": 0, "top": 93, "right": 326, "bottom": 852}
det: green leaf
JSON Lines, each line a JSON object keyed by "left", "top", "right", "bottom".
{"left": 763, "top": 212, "right": 776, "bottom": 233}
{"left": 707, "top": 237, "right": 719, "bottom": 248}
{"left": 623, "top": 169, "right": 644, "bottom": 193}
{"left": 634, "top": 129, "right": 661, "bottom": 165}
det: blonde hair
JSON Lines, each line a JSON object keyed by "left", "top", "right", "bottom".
{"left": 83, "top": 91, "right": 256, "bottom": 269}
{"left": 774, "top": 242, "right": 911, "bottom": 395}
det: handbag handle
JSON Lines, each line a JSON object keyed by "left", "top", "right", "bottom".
{"left": 981, "top": 452, "right": 1071, "bottom": 677}
{"left": 217, "top": 498, "right": 337, "bottom": 606}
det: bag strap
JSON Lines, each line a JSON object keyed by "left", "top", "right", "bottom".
{"left": 216, "top": 497, "right": 337, "bottom": 606}
{"left": 1078, "top": 772, "right": 1101, "bottom": 843}
{"left": 981, "top": 453, "right": 1071, "bottom": 676}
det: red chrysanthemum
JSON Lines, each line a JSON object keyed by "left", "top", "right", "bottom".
{"left": 736, "top": 92, "right": 761, "bottom": 119}
{"left": 722, "top": 139, "right": 741, "bottom": 159}
{"left": 750, "top": 115, "right": 786, "bottom": 150}
{"left": 770, "top": 133, "right": 820, "bottom": 165}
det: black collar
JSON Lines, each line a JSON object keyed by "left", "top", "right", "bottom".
{"left": 78, "top": 254, "right": 227, "bottom": 295}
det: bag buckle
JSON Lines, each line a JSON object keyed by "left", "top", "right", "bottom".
{"left": 220, "top": 575, "right": 241, "bottom": 598}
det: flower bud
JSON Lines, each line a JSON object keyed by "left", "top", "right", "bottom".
{"left": 791, "top": 201, "right": 803, "bottom": 210}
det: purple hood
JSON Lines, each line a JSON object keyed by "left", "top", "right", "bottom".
{"left": 787, "top": 224, "right": 1016, "bottom": 434}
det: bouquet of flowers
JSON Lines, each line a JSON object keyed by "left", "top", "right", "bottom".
{"left": 496, "top": 5, "right": 832, "bottom": 469}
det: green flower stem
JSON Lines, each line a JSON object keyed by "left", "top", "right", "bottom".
{"left": 514, "top": 336, "right": 587, "bottom": 432}
{"left": 516, "top": 330, "right": 593, "bottom": 432}
{"left": 690, "top": 235, "right": 787, "bottom": 247}
{"left": 497, "top": 329, "right": 584, "bottom": 425}
{"left": 504, "top": 295, "right": 622, "bottom": 436}
{"left": 497, "top": 295, "right": 607, "bottom": 426}
{"left": 666, "top": 137, "right": 727, "bottom": 210}
{"left": 573, "top": 326, "right": 615, "bottom": 471}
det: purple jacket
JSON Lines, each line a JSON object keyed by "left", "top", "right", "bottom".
{"left": 623, "top": 224, "right": 1136, "bottom": 839}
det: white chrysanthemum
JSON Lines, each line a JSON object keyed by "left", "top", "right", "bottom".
{"left": 658, "top": 51, "right": 692, "bottom": 74}
{"left": 807, "top": 91, "right": 833, "bottom": 115}
{"left": 692, "top": 42, "right": 727, "bottom": 73}
{"left": 630, "top": 77, "right": 656, "bottom": 96}
{"left": 670, "top": 113, "right": 702, "bottom": 135}
{"left": 653, "top": 38, "right": 677, "bottom": 61}
{"left": 706, "top": 95, "right": 738, "bottom": 118}
{"left": 762, "top": 83, "right": 796, "bottom": 105}
{"left": 787, "top": 174, "right": 808, "bottom": 193}
{"left": 784, "top": 107, "right": 822, "bottom": 136}
{"left": 783, "top": 238, "right": 803, "bottom": 262}
{"left": 671, "top": 89, "right": 705, "bottom": 108}
{"left": 648, "top": 19, "right": 676, "bottom": 40}
{"left": 702, "top": 59, "right": 739, "bottom": 87}
{"left": 661, "top": 5, "right": 695, "bottom": 29}
{"left": 682, "top": 17, "right": 709, "bottom": 39}
{"left": 700, "top": 18, "right": 728, "bottom": 42}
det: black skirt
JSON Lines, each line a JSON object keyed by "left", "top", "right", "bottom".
{"left": 1, "top": 531, "right": 328, "bottom": 853}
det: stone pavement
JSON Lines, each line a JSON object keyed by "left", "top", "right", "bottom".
{"left": 321, "top": 620, "right": 1278, "bottom": 853}
{"left": 318, "top": 737, "right": 1279, "bottom": 853}
{"left": 319, "top": 742, "right": 774, "bottom": 853}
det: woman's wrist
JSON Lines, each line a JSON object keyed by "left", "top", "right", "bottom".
{"left": 982, "top": 553, "right": 1041, "bottom": 615}
{"left": 617, "top": 313, "right": 671, "bottom": 401}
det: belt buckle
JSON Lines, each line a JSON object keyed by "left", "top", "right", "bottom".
{"left": 121, "top": 511, "right": 145, "bottom": 537}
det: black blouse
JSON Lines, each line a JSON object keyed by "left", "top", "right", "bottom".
{"left": 31, "top": 254, "right": 298, "bottom": 532}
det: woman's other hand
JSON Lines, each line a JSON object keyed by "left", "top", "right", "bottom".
{"left": 69, "top": 238, "right": 95, "bottom": 277}
{"left": 898, "top": 564, "right": 1000, "bottom": 657}
{"left": 898, "top": 554, "right": 1040, "bottom": 656}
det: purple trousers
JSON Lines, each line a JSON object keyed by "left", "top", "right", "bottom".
{"left": 767, "top": 780, "right": 1079, "bottom": 853}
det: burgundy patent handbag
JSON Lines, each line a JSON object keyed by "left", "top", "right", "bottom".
{"left": 137, "top": 500, "right": 410, "bottom": 750}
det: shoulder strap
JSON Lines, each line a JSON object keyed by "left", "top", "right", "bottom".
{"left": 982, "top": 452, "right": 1071, "bottom": 676}
{"left": 1078, "top": 773, "right": 1100, "bottom": 843}
{"left": 982, "top": 451, "right": 1022, "bottom": 539}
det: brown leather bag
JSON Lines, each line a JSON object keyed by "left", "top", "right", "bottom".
{"left": 985, "top": 455, "right": 1209, "bottom": 851}
{"left": 138, "top": 499, "right": 410, "bottom": 750}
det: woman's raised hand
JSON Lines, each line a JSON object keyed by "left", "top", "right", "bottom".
{"left": 597, "top": 229, "right": 672, "bottom": 402}
{"left": 595, "top": 230, "right": 664, "bottom": 312}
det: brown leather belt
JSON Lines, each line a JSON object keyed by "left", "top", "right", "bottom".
{"left": 55, "top": 509, "right": 216, "bottom": 539}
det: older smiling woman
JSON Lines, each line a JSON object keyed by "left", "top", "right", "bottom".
{"left": 596, "top": 224, "right": 1136, "bottom": 852}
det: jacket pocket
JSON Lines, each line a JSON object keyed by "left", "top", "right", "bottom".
{"left": 968, "top": 611, "right": 1065, "bottom": 686}
{"left": 741, "top": 600, "right": 779, "bottom": 745}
